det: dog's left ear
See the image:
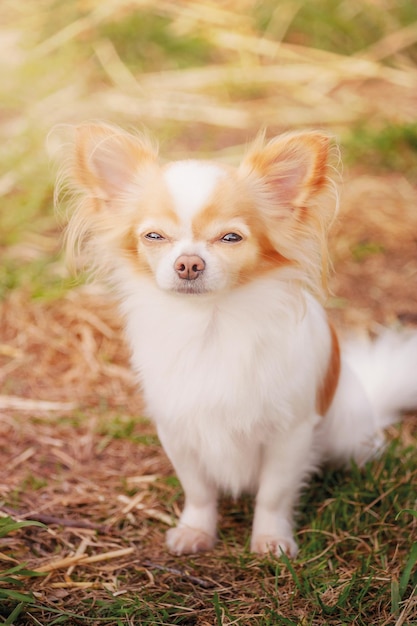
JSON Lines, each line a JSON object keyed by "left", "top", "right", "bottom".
{"left": 239, "top": 131, "right": 330, "bottom": 216}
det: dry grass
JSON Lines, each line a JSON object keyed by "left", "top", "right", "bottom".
{"left": 1, "top": 0, "right": 417, "bottom": 624}
{"left": 2, "top": 0, "right": 417, "bottom": 162}
{"left": 1, "top": 288, "right": 138, "bottom": 409}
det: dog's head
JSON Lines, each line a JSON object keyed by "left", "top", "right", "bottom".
{"left": 58, "top": 123, "right": 335, "bottom": 296}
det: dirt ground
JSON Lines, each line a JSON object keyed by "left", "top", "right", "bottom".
{"left": 330, "top": 168, "right": 417, "bottom": 329}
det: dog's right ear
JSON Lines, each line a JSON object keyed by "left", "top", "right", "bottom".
{"left": 72, "top": 123, "right": 158, "bottom": 200}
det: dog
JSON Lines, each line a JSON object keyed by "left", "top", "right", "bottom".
{"left": 56, "top": 123, "right": 417, "bottom": 557}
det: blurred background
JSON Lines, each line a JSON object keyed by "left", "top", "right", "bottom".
{"left": 1, "top": 0, "right": 417, "bottom": 405}
{"left": 1, "top": 0, "right": 417, "bottom": 301}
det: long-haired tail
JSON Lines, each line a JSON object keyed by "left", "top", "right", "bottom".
{"left": 317, "top": 329, "right": 417, "bottom": 467}
{"left": 344, "top": 329, "right": 417, "bottom": 427}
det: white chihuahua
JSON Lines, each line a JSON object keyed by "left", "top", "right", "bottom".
{"left": 58, "top": 124, "right": 417, "bottom": 557}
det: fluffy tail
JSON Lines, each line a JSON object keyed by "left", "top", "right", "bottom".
{"left": 317, "top": 329, "right": 417, "bottom": 467}
{"left": 344, "top": 329, "right": 417, "bottom": 428}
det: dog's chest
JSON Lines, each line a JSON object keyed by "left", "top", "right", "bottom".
{"left": 123, "top": 286, "right": 317, "bottom": 432}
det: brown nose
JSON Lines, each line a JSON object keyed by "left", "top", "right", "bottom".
{"left": 174, "top": 255, "right": 205, "bottom": 280}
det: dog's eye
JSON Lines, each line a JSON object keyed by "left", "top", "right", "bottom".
{"left": 220, "top": 233, "right": 243, "bottom": 243}
{"left": 144, "top": 232, "right": 165, "bottom": 241}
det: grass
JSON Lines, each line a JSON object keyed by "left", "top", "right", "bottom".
{"left": 1, "top": 0, "right": 417, "bottom": 624}
{"left": 272, "top": 0, "right": 417, "bottom": 59}
{"left": 1, "top": 426, "right": 416, "bottom": 624}
{"left": 0, "top": 518, "right": 46, "bottom": 623}
{"left": 343, "top": 122, "right": 417, "bottom": 178}
{"left": 98, "top": 11, "right": 216, "bottom": 73}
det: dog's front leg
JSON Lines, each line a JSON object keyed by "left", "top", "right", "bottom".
{"left": 158, "top": 428, "right": 218, "bottom": 555}
{"left": 251, "top": 417, "right": 318, "bottom": 558}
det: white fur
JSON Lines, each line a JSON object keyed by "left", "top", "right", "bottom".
{"left": 316, "top": 330, "right": 417, "bottom": 468}
{"left": 119, "top": 272, "right": 328, "bottom": 556}
{"left": 315, "top": 358, "right": 384, "bottom": 467}
{"left": 62, "top": 126, "right": 417, "bottom": 558}
{"left": 343, "top": 330, "right": 417, "bottom": 427}
{"left": 163, "top": 160, "right": 226, "bottom": 222}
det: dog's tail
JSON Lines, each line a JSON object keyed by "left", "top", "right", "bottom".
{"left": 317, "top": 329, "right": 417, "bottom": 466}
{"left": 344, "top": 329, "right": 417, "bottom": 427}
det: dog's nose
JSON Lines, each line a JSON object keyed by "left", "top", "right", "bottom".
{"left": 174, "top": 255, "right": 205, "bottom": 280}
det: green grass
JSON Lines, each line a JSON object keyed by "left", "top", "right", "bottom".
{"left": 343, "top": 122, "right": 417, "bottom": 178}
{"left": 257, "top": 0, "right": 417, "bottom": 59}
{"left": 0, "top": 171, "right": 54, "bottom": 247}
{"left": 0, "top": 518, "right": 46, "bottom": 624}
{"left": 98, "top": 12, "right": 216, "bottom": 73}
{"left": 2, "top": 438, "right": 416, "bottom": 625}
{"left": 0, "top": 256, "right": 78, "bottom": 301}
{"left": 97, "top": 413, "right": 160, "bottom": 447}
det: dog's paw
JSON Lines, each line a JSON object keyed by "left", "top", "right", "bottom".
{"left": 251, "top": 534, "right": 298, "bottom": 558}
{"left": 166, "top": 526, "right": 216, "bottom": 555}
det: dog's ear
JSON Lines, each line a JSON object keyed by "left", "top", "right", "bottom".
{"left": 73, "top": 123, "right": 158, "bottom": 200}
{"left": 239, "top": 131, "right": 330, "bottom": 215}
{"left": 239, "top": 131, "right": 336, "bottom": 295}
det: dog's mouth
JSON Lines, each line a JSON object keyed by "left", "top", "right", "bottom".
{"left": 173, "top": 280, "right": 209, "bottom": 295}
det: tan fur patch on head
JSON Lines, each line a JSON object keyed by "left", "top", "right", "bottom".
{"left": 191, "top": 169, "right": 293, "bottom": 285}
{"left": 121, "top": 168, "right": 182, "bottom": 274}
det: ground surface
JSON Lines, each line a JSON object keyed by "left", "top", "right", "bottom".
{"left": 1, "top": 2, "right": 417, "bottom": 624}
